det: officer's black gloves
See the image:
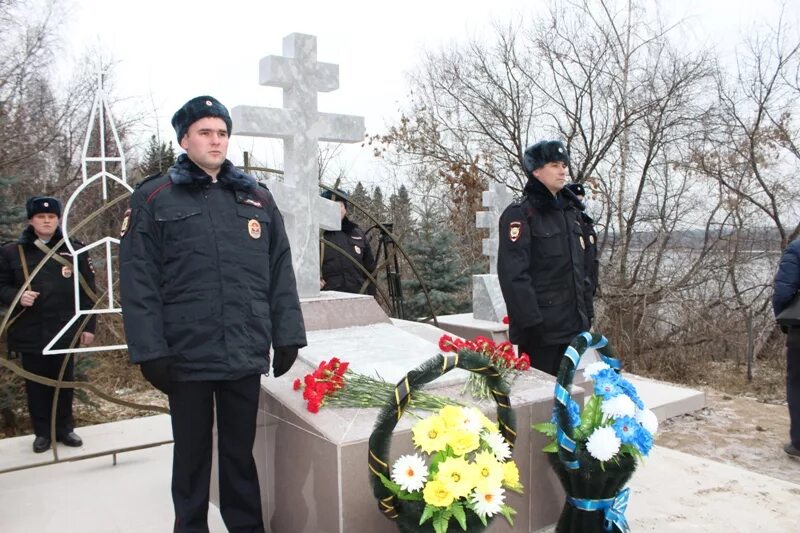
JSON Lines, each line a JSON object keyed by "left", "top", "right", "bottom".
{"left": 272, "top": 346, "right": 299, "bottom": 377}
{"left": 140, "top": 357, "right": 173, "bottom": 394}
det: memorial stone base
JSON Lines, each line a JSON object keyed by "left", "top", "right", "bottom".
{"left": 212, "top": 292, "right": 569, "bottom": 532}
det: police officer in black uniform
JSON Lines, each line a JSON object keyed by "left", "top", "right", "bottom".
{"left": 0, "top": 196, "right": 96, "bottom": 452}
{"left": 119, "top": 96, "right": 307, "bottom": 533}
{"left": 498, "top": 141, "right": 597, "bottom": 376}
{"left": 566, "top": 182, "right": 600, "bottom": 316}
{"left": 320, "top": 189, "right": 377, "bottom": 295}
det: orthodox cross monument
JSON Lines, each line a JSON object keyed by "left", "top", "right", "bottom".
{"left": 472, "top": 182, "right": 513, "bottom": 321}
{"left": 231, "top": 33, "right": 365, "bottom": 298}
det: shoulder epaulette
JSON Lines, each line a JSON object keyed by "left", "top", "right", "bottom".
{"left": 135, "top": 172, "right": 165, "bottom": 189}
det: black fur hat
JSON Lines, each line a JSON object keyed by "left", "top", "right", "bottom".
{"left": 26, "top": 196, "right": 61, "bottom": 219}
{"left": 522, "top": 140, "right": 570, "bottom": 175}
{"left": 321, "top": 188, "right": 349, "bottom": 207}
{"left": 171, "top": 96, "right": 232, "bottom": 142}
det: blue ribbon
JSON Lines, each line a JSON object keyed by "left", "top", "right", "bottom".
{"left": 564, "top": 345, "right": 580, "bottom": 367}
{"left": 590, "top": 334, "right": 608, "bottom": 350}
{"left": 554, "top": 383, "right": 570, "bottom": 406}
{"left": 556, "top": 426, "right": 577, "bottom": 453}
{"left": 566, "top": 488, "right": 631, "bottom": 533}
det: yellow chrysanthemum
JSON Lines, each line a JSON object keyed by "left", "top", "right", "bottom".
{"left": 436, "top": 456, "right": 477, "bottom": 499}
{"left": 473, "top": 451, "right": 504, "bottom": 491}
{"left": 447, "top": 429, "right": 481, "bottom": 456}
{"left": 439, "top": 405, "right": 466, "bottom": 430}
{"left": 412, "top": 415, "right": 448, "bottom": 454}
{"left": 422, "top": 479, "right": 455, "bottom": 508}
{"left": 502, "top": 460, "right": 521, "bottom": 489}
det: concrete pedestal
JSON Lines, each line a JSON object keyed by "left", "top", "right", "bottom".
{"left": 435, "top": 312, "right": 509, "bottom": 343}
{"left": 211, "top": 292, "right": 567, "bottom": 532}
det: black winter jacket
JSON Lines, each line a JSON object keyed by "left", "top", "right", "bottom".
{"left": 0, "top": 226, "right": 96, "bottom": 353}
{"left": 321, "top": 218, "right": 377, "bottom": 294}
{"left": 497, "top": 178, "right": 595, "bottom": 347}
{"left": 119, "top": 154, "right": 307, "bottom": 381}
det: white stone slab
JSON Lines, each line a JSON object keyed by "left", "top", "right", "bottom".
{"left": 302, "top": 322, "right": 469, "bottom": 388}
{"left": 472, "top": 274, "right": 508, "bottom": 322}
{"left": 434, "top": 311, "right": 509, "bottom": 343}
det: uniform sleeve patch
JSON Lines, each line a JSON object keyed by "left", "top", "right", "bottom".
{"left": 120, "top": 208, "right": 131, "bottom": 238}
{"left": 509, "top": 221, "right": 522, "bottom": 242}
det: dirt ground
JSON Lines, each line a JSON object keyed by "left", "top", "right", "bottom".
{"left": 656, "top": 388, "right": 799, "bottom": 483}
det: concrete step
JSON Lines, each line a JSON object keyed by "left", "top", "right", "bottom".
{"left": 0, "top": 414, "right": 172, "bottom": 474}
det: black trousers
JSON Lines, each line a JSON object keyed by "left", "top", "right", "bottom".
{"left": 20, "top": 352, "right": 74, "bottom": 438}
{"left": 518, "top": 342, "right": 569, "bottom": 377}
{"left": 787, "top": 332, "right": 800, "bottom": 446}
{"left": 168, "top": 374, "right": 265, "bottom": 533}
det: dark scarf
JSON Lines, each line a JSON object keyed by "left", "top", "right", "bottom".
{"left": 168, "top": 153, "right": 256, "bottom": 192}
{"left": 523, "top": 178, "right": 585, "bottom": 211}
{"left": 19, "top": 224, "right": 64, "bottom": 246}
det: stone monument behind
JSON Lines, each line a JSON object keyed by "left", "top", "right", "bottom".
{"left": 231, "top": 33, "right": 365, "bottom": 298}
{"left": 216, "top": 33, "right": 564, "bottom": 532}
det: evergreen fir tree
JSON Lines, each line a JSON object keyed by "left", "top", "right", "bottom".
{"left": 371, "top": 186, "right": 388, "bottom": 225}
{"left": 139, "top": 135, "right": 176, "bottom": 177}
{"left": 0, "top": 176, "right": 24, "bottom": 242}
{"left": 389, "top": 185, "right": 413, "bottom": 241}
{"left": 347, "top": 181, "right": 372, "bottom": 230}
{"left": 402, "top": 206, "right": 470, "bottom": 320}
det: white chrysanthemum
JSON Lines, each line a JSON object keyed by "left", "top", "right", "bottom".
{"left": 482, "top": 430, "right": 512, "bottom": 461}
{"left": 471, "top": 486, "right": 505, "bottom": 517}
{"left": 462, "top": 408, "right": 484, "bottom": 433}
{"left": 600, "top": 394, "right": 636, "bottom": 419}
{"left": 583, "top": 361, "right": 611, "bottom": 380}
{"left": 586, "top": 426, "right": 621, "bottom": 461}
{"left": 391, "top": 454, "right": 428, "bottom": 492}
{"left": 635, "top": 408, "right": 659, "bottom": 435}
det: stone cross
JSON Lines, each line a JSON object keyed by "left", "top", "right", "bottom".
{"left": 472, "top": 182, "right": 513, "bottom": 322}
{"left": 475, "top": 182, "right": 514, "bottom": 275}
{"left": 231, "top": 33, "right": 365, "bottom": 298}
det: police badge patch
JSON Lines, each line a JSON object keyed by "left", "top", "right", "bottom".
{"left": 509, "top": 221, "right": 522, "bottom": 243}
{"left": 248, "top": 219, "right": 262, "bottom": 239}
{"left": 120, "top": 208, "right": 131, "bottom": 237}
{"left": 62, "top": 265, "right": 73, "bottom": 278}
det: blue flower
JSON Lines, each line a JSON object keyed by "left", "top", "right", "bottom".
{"left": 612, "top": 416, "right": 640, "bottom": 444}
{"left": 566, "top": 397, "right": 581, "bottom": 428}
{"left": 635, "top": 428, "right": 653, "bottom": 456}
{"left": 551, "top": 401, "right": 581, "bottom": 429}
{"left": 616, "top": 377, "right": 645, "bottom": 410}
{"left": 613, "top": 416, "right": 654, "bottom": 456}
{"left": 593, "top": 371, "right": 623, "bottom": 399}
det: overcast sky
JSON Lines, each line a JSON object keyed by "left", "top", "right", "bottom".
{"left": 61, "top": 0, "right": 798, "bottom": 188}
